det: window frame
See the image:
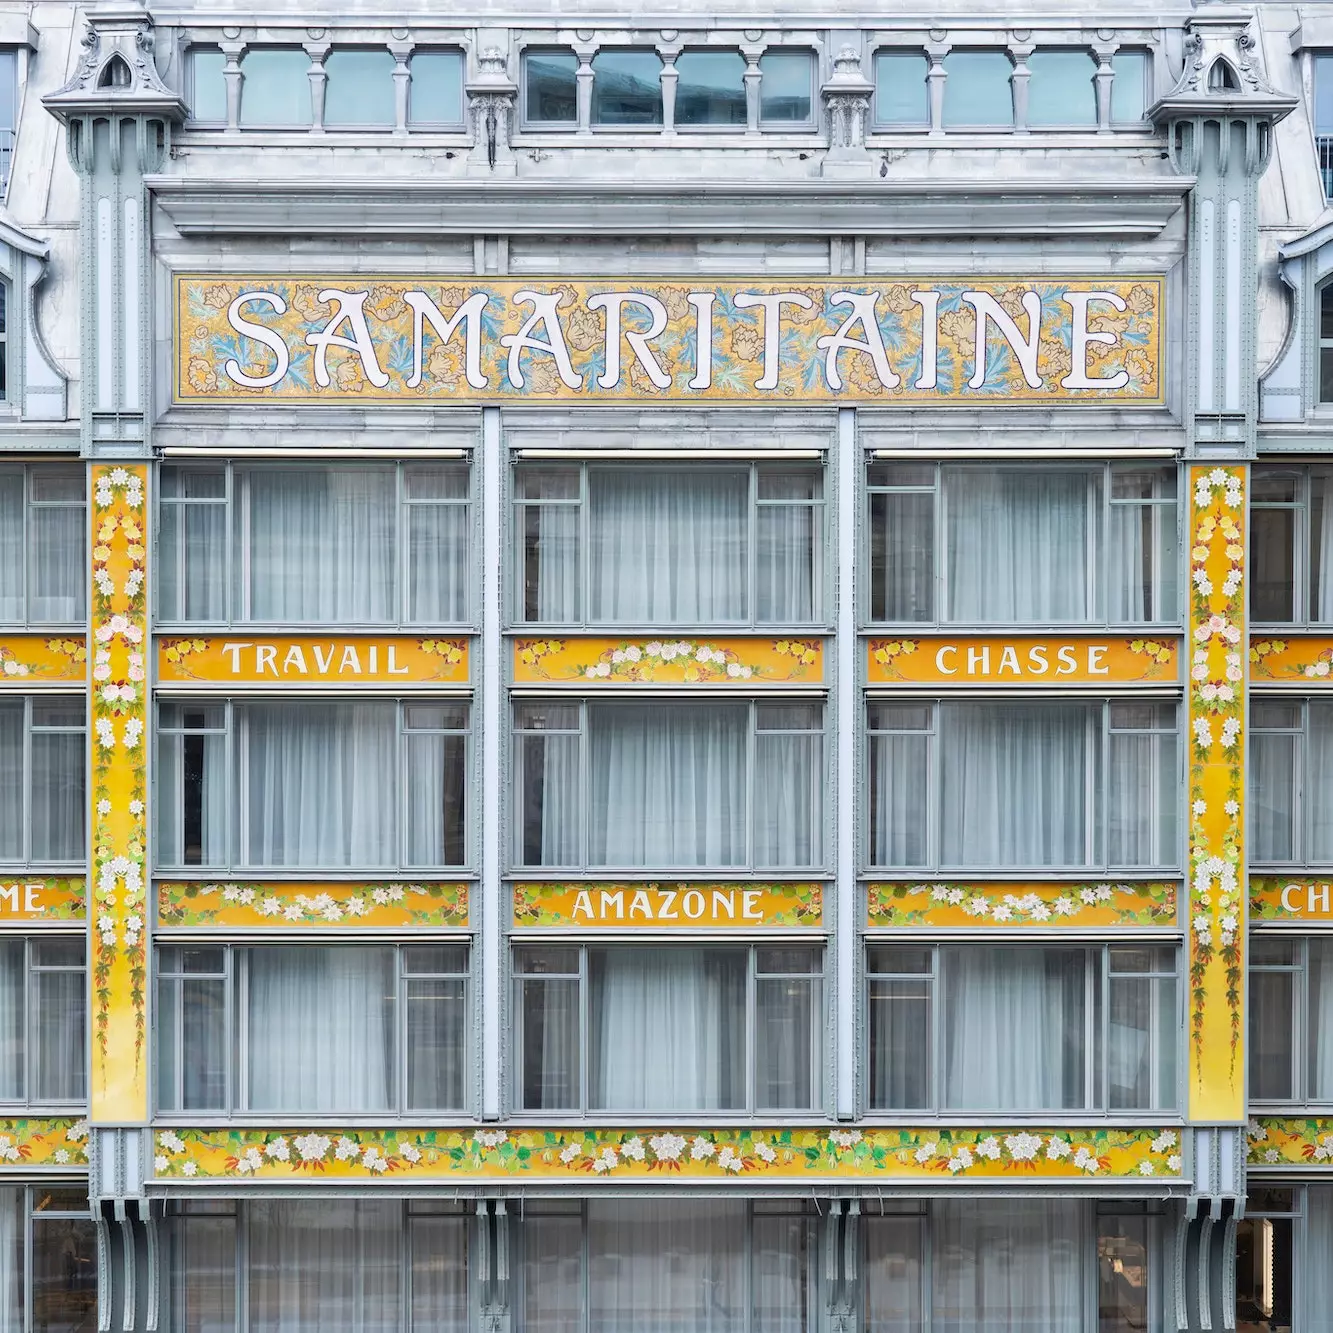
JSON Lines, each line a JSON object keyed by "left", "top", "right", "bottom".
{"left": 0, "top": 1185, "right": 98, "bottom": 1330}
{"left": 184, "top": 44, "right": 228, "bottom": 126}
{"left": 1249, "top": 696, "right": 1333, "bottom": 867}
{"left": 519, "top": 46, "right": 581, "bottom": 128}
{"left": 864, "top": 696, "right": 1181, "bottom": 874}
{"left": 1024, "top": 49, "right": 1100, "bottom": 130}
{"left": 236, "top": 46, "right": 315, "bottom": 129}
{"left": 406, "top": 48, "right": 467, "bottom": 130}
{"left": 1247, "top": 935, "right": 1333, "bottom": 1107}
{"left": 155, "top": 942, "right": 471, "bottom": 1118}
{"left": 589, "top": 48, "right": 665, "bottom": 129}
{"left": 940, "top": 48, "right": 1015, "bottom": 130}
{"left": 512, "top": 696, "right": 827, "bottom": 873}
{"left": 0, "top": 463, "right": 87, "bottom": 628}
{"left": 155, "top": 460, "right": 474, "bottom": 629}
{"left": 511, "top": 459, "right": 827, "bottom": 629}
{"left": 672, "top": 48, "right": 749, "bottom": 131}
{"left": 757, "top": 49, "right": 816, "bottom": 130}
{"left": 0, "top": 693, "right": 86, "bottom": 869}
{"left": 863, "top": 460, "right": 1181, "bottom": 629}
{"left": 154, "top": 696, "right": 472, "bottom": 874}
{"left": 510, "top": 942, "right": 825, "bottom": 1116}
{"left": 0, "top": 935, "right": 87, "bottom": 1108}
{"left": 320, "top": 46, "right": 398, "bottom": 130}
{"left": 864, "top": 942, "right": 1180, "bottom": 1115}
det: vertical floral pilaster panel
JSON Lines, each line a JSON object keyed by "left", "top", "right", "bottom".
{"left": 89, "top": 466, "right": 148, "bottom": 1122}
{"left": 1187, "top": 466, "right": 1246, "bottom": 1122}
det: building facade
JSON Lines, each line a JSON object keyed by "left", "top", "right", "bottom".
{"left": 2, "top": 0, "right": 1333, "bottom": 1328}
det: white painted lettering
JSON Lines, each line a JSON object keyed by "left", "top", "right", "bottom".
{"left": 733, "top": 292, "right": 815, "bottom": 390}
{"left": 282, "top": 645, "right": 309, "bottom": 674}
{"left": 221, "top": 642, "right": 251, "bottom": 673}
{"left": 936, "top": 645, "right": 957, "bottom": 675}
{"left": 742, "top": 889, "right": 763, "bottom": 921}
{"left": 501, "top": 291, "right": 583, "bottom": 389}
{"left": 1056, "top": 645, "right": 1078, "bottom": 675}
{"left": 967, "top": 645, "right": 990, "bottom": 676}
{"left": 1027, "top": 645, "right": 1049, "bottom": 675}
{"left": 1281, "top": 883, "right": 1302, "bottom": 913}
{"left": 1313, "top": 883, "right": 1332, "bottom": 914}
{"left": 305, "top": 289, "right": 391, "bottom": 389}
{"left": 911, "top": 290, "right": 941, "bottom": 390}
{"left": 313, "top": 644, "right": 335, "bottom": 674}
{"left": 687, "top": 293, "right": 715, "bottom": 390}
{"left": 1088, "top": 645, "right": 1109, "bottom": 676}
{"left": 223, "top": 293, "right": 290, "bottom": 388}
{"left": 657, "top": 889, "right": 680, "bottom": 920}
{"left": 711, "top": 889, "right": 738, "bottom": 920}
{"left": 572, "top": 889, "right": 594, "bottom": 920}
{"left": 629, "top": 889, "right": 653, "bottom": 920}
{"left": 1060, "top": 291, "right": 1131, "bottom": 391}
{"left": 403, "top": 290, "right": 490, "bottom": 390}
{"left": 256, "top": 645, "right": 278, "bottom": 676}
{"left": 817, "top": 292, "right": 902, "bottom": 391}
{"left": 598, "top": 889, "right": 625, "bottom": 921}
{"left": 387, "top": 646, "right": 409, "bottom": 675}
{"left": 339, "top": 646, "right": 363, "bottom": 675}
{"left": 585, "top": 293, "right": 672, "bottom": 390}
{"left": 998, "top": 645, "right": 1021, "bottom": 676}
{"left": 962, "top": 291, "right": 1043, "bottom": 389}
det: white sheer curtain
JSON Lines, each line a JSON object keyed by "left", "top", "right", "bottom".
{"left": 1310, "top": 942, "right": 1333, "bottom": 1100}
{"left": 1307, "top": 1187, "right": 1333, "bottom": 1325}
{"left": 523, "top": 1212, "right": 584, "bottom": 1333}
{"left": 0, "top": 705, "right": 20, "bottom": 859}
{"left": 1309, "top": 706, "right": 1333, "bottom": 861}
{"left": 752, "top": 1210, "right": 812, "bottom": 1333}
{"left": 29, "top": 715, "right": 85, "bottom": 864}
{"left": 0, "top": 474, "right": 23, "bottom": 620}
{"left": 32, "top": 957, "right": 85, "bottom": 1102}
{"left": 0, "top": 1188, "right": 20, "bottom": 1333}
{"left": 588, "top": 469, "right": 747, "bottom": 622}
{"left": 244, "top": 468, "right": 395, "bottom": 622}
{"left": 248, "top": 1200, "right": 400, "bottom": 1333}
{"left": 590, "top": 948, "right": 745, "bottom": 1110}
{"left": 753, "top": 723, "right": 820, "bottom": 867}
{"left": 864, "top": 1215, "right": 925, "bottom": 1333}
{"left": 1250, "top": 726, "right": 1296, "bottom": 863}
{"left": 942, "top": 947, "right": 1085, "bottom": 1110}
{"left": 243, "top": 703, "right": 396, "bottom": 867}
{"left": 1107, "top": 497, "right": 1148, "bottom": 623}
{"left": 587, "top": 1200, "right": 746, "bottom": 1333}
{"left": 945, "top": 469, "right": 1093, "bottom": 622}
{"left": 588, "top": 705, "right": 746, "bottom": 867}
{"left": 1315, "top": 473, "right": 1333, "bottom": 622}
{"left": 245, "top": 947, "right": 394, "bottom": 1112}
{"left": 939, "top": 703, "right": 1091, "bottom": 867}
{"left": 408, "top": 1213, "right": 469, "bottom": 1332}
{"left": 28, "top": 502, "right": 84, "bottom": 623}
{"left": 933, "top": 1201, "right": 1082, "bottom": 1333}
{"left": 756, "top": 497, "right": 816, "bottom": 622}
{"left": 522, "top": 728, "right": 580, "bottom": 867}
{"left": 870, "top": 727, "right": 930, "bottom": 868}
{"left": 0, "top": 944, "right": 21, "bottom": 1102}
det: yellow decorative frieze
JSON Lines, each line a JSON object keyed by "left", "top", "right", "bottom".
{"left": 513, "top": 637, "right": 824, "bottom": 686}
{"left": 866, "top": 881, "right": 1178, "bottom": 929}
{"left": 867, "top": 635, "right": 1179, "bottom": 687}
{"left": 1248, "top": 1118, "right": 1333, "bottom": 1168}
{"left": 512, "top": 881, "right": 823, "bottom": 929}
{"left": 1186, "top": 466, "right": 1246, "bottom": 1122}
{"left": 157, "top": 634, "right": 469, "bottom": 688}
{"left": 0, "top": 1119, "right": 89, "bottom": 1170}
{"left": 157, "top": 880, "right": 469, "bottom": 929}
{"left": 90, "top": 465, "right": 150, "bottom": 1123}
{"left": 151, "top": 1125, "right": 1183, "bottom": 1184}
{"left": 1249, "top": 636, "right": 1333, "bottom": 683}
{"left": 174, "top": 276, "right": 1163, "bottom": 406}
{"left": 1250, "top": 876, "right": 1333, "bottom": 924}
{"left": 0, "top": 635, "right": 87, "bottom": 684}
{"left": 0, "top": 877, "right": 86, "bottom": 926}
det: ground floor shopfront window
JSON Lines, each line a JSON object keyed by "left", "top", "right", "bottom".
{"left": 1235, "top": 1184, "right": 1333, "bottom": 1333}
{"left": 0, "top": 1186, "right": 96, "bottom": 1333}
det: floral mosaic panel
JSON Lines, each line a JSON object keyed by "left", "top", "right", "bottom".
{"left": 90, "top": 465, "right": 149, "bottom": 1122}
{"left": 0, "top": 635, "right": 87, "bottom": 684}
{"left": 152, "top": 1126, "right": 1183, "bottom": 1183}
{"left": 866, "top": 881, "right": 1178, "bottom": 929}
{"left": 512, "top": 882, "right": 823, "bottom": 929}
{"left": 1186, "top": 466, "right": 1246, "bottom": 1122}
{"left": 157, "top": 881, "right": 469, "bottom": 929}
{"left": 157, "top": 635, "right": 468, "bottom": 687}
{"left": 1250, "top": 876, "right": 1333, "bottom": 924}
{"left": 175, "top": 277, "right": 1163, "bottom": 406}
{"left": 0, "top": 877, "right": 86, "bottom": 925}
{"left": 866, "top": 636, "right": 1179, "bottom": 686}
{"left": 513, "top": 637, "right": 824, "bottom": 686}
{"left": 1248, "top": 1118, "right": 1333, "bottom": 1167}
{"left": 0, "top": 1119, "right": 88, "bottom": 1170}
{"left": 1249, "top": 637, "right": 1333, "bottom": 683}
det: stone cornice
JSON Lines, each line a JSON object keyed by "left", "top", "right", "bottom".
{"left": 146, "top": 176, "right": 1192, "bottom": 237}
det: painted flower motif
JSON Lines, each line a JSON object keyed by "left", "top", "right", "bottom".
{"left": 947, "top": 1148, "right": 974, "bottom": 1173}
{"left": 1004, "top": 1133, "right": 1041, "bottom": 1162}
{"left": 1045, "top": 1138, "right": 1072, "bottom": 1161}
{"left": 592, "top": 1148, "right": 619, "bottom": 1173}
{"left": 264, "top": 1138, "right": 290, "bottom": 1162}
{"left": 53, "top": 1149, "right": 70, "bottom": 1165}
{"left": 913, "top": 1141, "right": 939, "bottom": 1164}
{"left": 154, "top": 1155, "right": 168, "bottom": 1173}
{"left": 400, "top": 1143, "right": 422, "bottom": 1164}
{"left": 1150, "top": 1131, "right": 1177, "bottom": 1153}
{"left": 294, "top": 1133, "right": 332, "bottom": 1162}
{"left": 559, "top": 1143, "right": 582, "bottom": 1165}
{"left": 754, "top": 1141, "right": 777, "bottom": 1164}
{"left": 650, "top": 1133, "right": 686, "bottom": 1162}
{"left": 182, "top": 1161, "right": 198, "bottom": 1177}
{"left": 975, "top": 1137, "right": 1001, "bottom": 1161}
{"left": 621, "top": 1137, "right": 646, "bottom": 1162}
{"left": 690, "top": 1137, "right": 717, "bottom": 1160}
{"left": 474, "top": 1130, "right": 507, "bottom": 1149}
{"left": 1168, "top": 1154, "right": 1183, "bottom": 1173}
{"left": 717, "top": 1147, "right": 744, "bottom": 1173}
{"left": 829, "top": 1130, "right": 862, "bottom": 1149}
{"left": 1138, "top": 1161, "right": 1155, "bottom": 1176}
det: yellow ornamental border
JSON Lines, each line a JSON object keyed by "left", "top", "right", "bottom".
{"left": 0, "top": 635, "right": 87, "bottom": 684}
{"left": 511, "top": 881, "right": 823, "bottom": 929}
{"left": 157, "top": 880, "right": 470, "bottom": 929}
{"left": 0, "top": 1119, "right": 89, "bottom": 1169}
{"left": 1249, "top": 637, "right": 1333, "bottom": 683}
{"left": 514, "top": 637, "right": 823, "bottom": 686}
{"left": 866, "top": 636, "right": 1179, "bottom": 686}
{"left": 866, "top": 881, "right": 1178, "bottom": 929}
{"left": 1250, "top": 876, "right": 1333, "bottom": 924}
{"left": 1185, "top": 466, "right": 1246, "bottom": 1122}
{"left": 1248, "top": 1118, "right": 1333, "bottom": 1167}
{"left": 89, "top": 466, "right": 150, "bottom": 1123}
{"left": 0, "top": 877, "right": 87, "bottom": 925}
{"left": 152, "top": 1126, "right": 1183, "bottom": 1183}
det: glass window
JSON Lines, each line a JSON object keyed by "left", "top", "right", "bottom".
{"left": 523, "top": 49, "right": 579, "bottom": 124}
{"left": 591, "top": 50, "right": 663, "bottom": 126}
{"left": 675, "top": 50, "right": 746, "bottom": 126}
{"left": 515, "top": 945, "right": 821, "bottom": 1113}
{"left": 867, "top": 944, "right": 1176, "bottom": 1112}
{"left": 868, "top": 700, "right": 1178, "bottom": 872}
{"left": 1251, "top": 698, "right": 1333, "bottom": 864}
{"left": 1249, "top": 936, "right": 1333, "bottom": 1103}
{"left": 942, "top": 51, "right": 1013, "bottom": 128}
{"left": 409, "top": 50, "right": 464, "bottom": 126}
{"left": 0, "top": 465, "right": 86, "bottom": 625}
{"left": 156, "top": 699, "right": 468, "bottom": 871}
{"left": 867, "top": 462, "right": 1178, "bottom": 626}
{"left": 515, "top": 700, "right": 823, "bottom": 870}
{"left": 0, "top": 51, "right": 15, "bottom": 191}
{"left": 515, "top": 462, "right": 823, "bottom": 625}
{"left": 760, "top": 50, "right": 813, "bottom": 124}
{"left": 157, "top": 943, "right": 468, "bottom": 1115}
{"left": 168, "top": 1199, "right": 469, "bottom": 1333}
{"left": 0, "top": 282, "right": 6, "bottom": 401}
{"left": 0, "top": 939, "right": 86, "bottom": 1105}
{"left": 157, "top": 462, "right": 470, "bottom": 625}
{"left": 874, "top": 50, "right": 929, "bottom": 127}
{"left": 1111, "top": 50, "right": 1150, "bottom": 123}
{"left": 0, "top": 697, "right": 86, "bottom": 865}
{"left": 239, "top": 48, "right": 312, "bottom": 127}
{"left": 322, "top": 49, "right": 395, "bottom": 127}
{"left": 0, "top": 1187, "right": 97, "bottom": 1333}
{"left": 1026, "top": 51, "right": 1097, "bottom": 128}
{"left": 188, "top": 47, "right": 227, "bottom": 122}
{"left": 1247, "top": 465, "right": 1333, "bottom": 623}
{"left": 1236, "top": 1191, "right": 1297, "bottom": 1333}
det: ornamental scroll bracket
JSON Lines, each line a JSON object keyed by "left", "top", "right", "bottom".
{"left": 820, "top": 46, "right": 874, "bottom": 179}
{"left": 466, "top": 47, "right": 518, "bottom": 177}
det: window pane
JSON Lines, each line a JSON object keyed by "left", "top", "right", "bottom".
{"left": 520, "top": 501, "right": 579, "bottom": 622}
{"left": 939, "top": 704, "right": 1093, "bottom": 868}
{"left": 322, "top": 50, "right": 395, "bottom": 127}
{"left": 874, "top": 51, "right": 929, "bottom": 126}
{"left": 944, "top": 470, "right": 1094, "bottom": 622}
{"left": 587, "top": 705, "right": 746, "bottom": 867}
{"left": 519, "top": 975, "right": 579, "bottom": 1109}
{"left": 0, "top": 473, "right": 22, "bottom": 619}
{"left": 1322, "top": 344, "right": 1333, "bottom": 404}
{"left": 525, "top": 50, "right": 579, "bottom": 123}
{"left": 753, "top": 729, "right": 820, "bottom": 867}
{"left": 870, "top": 490, "right": 934, "bottom": 621}
{"left": 756, "top": 976, "right": 816, "bottom": 1109}
{"left": 517, "top": 728, "right": 580, "bottom": 867}
{"left": 158, "top": 974, "right": 227, "bottom": 1112}
{"left": 32, "top": 1214, "right": 98, "bottom": 1333}
{"left": 1236, "top": 1215, "right": 1292, "bottom": 1331}
{"left": 588, "top": 469, "right": 747, "bottom": 622}
{"left": 410, "top": 1214, "right": 469, "bottom": 1331}
{"left": 869, "top": 732, "right": 929, "bottom": 868}
{"left": 32, "top": 967, "right": 85, "bottom": 1101}
{"left": 1108, "top": 725, "right": 1177, "bottom": 867}
{"left": 753, "top": 1209, "right": 814, "bottom": 1333}
{"left": 869, "top": 978, "right": 930, "bottom": 1108}
{"left": 1097, "top": 1213, "right": 1151, "bottom": 1333}
{"left": 1312, "top": 705, "right": 1333, "bottom": 862}
{"left": 1111, "top": 50, "right": 1149, "bottom": 123}
{"left": 1252, "top": 506, "right": 1296, "bottom": 622}
{"left": 756, "top": 499, "right": 817, "bottom": 621}
{"left": 1312, "top": 472, "right": 1333, "bottom": 620}
{"left": 1250, "top": 730, "right": 1296, "bottom": 862}
{"left": 1108, "top": 972, "right": 1173, "bottom": 1109}
{"left": 189, "top": 48, "right": 227, "bottom": 121}
{"left": 941, "top": 947, "right": 1087, "bottom": 1110}
{"left": 158, "top": 497, "right": 226, "bottom": 621}
{"left": 1108, "top": 482, "right": 1177, "bottom": 623}
{"left": 29, "top": 504, "right": 85, "bottom": 623}
{"left": 1026, "top": 51, "right": 1097, "bottom": 127}
{"left": 1249, "top": 967, "right": 1294, "bottom": 1100}
{"left": 760, "top": 51, "right": 812, "bottom": 123}
{"left": 864, "top": 1215, "right": 924, "bottom": 1332}
{"left": 246, "top": 947, "right": 395, "bottom": 1113}
{"left": 406, "top": 977, "right": 466, "bottom": 1109}
{"left": 156, "top": 728, "right": 226, "bottom": 868}
{"left": 240, "top": 49, "right": 312, "bottom": 127}
{"left": 588, "top": 948, "right": 746, "bottom": 1110}
{"left": 409, "top": 51, "right": 464, "bottom": 125}
{"left": 675, "top": 52, "right": 746, "bottom": 126}
{"left": 591, "top": 50, "right": 663, "bottom": 126}
{"left": 0, "top": 942, "right": 22, "bottom": 1097}
{"left": 405, "top": 731, "right": 466, "bottom": 866}
{"left": 942, "top": 51, "right": 1013, "bottom": 128}
{"left": 30, "top": 728, "right": 85, "bottom": 864}
{"left": 523, "top": 1214, "right": 582, "bottom": 1333}
{"left": 1310, "top": 940, "right": 1333, "bottom": 1100}
{"left": 170, "top": 1211, "right": 235, "bottom": 1333}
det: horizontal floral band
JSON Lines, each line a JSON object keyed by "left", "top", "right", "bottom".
{"left": 157, "top": 880, "right": 469, "bottom": 929}
{"left": 513, "top": 637, "right": 823, "bottom": 686}
{"left": 152, "top": 1126, "right": 1182, "bottom": 1183}
{"left": 513, "top": 881, "right": 822, "bottom": 929}
{"left": 1248, "top": 1118, "right": 1333, "bottom": 1167}
{"left": 867, "top": 881, "right": 1177, "bottom": 929}
{"left": 0, "top": 635, "right": 87, "bottom": 684}
{"left": 0, "top": 1119, "right": 89, "bottom": 1169}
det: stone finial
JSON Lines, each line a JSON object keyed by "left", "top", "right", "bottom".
{"left": 466, "top": 47, "right": 519, "bottom": 176}
{"left": 820, "top": 46, "right": 874, "bottom": 179}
